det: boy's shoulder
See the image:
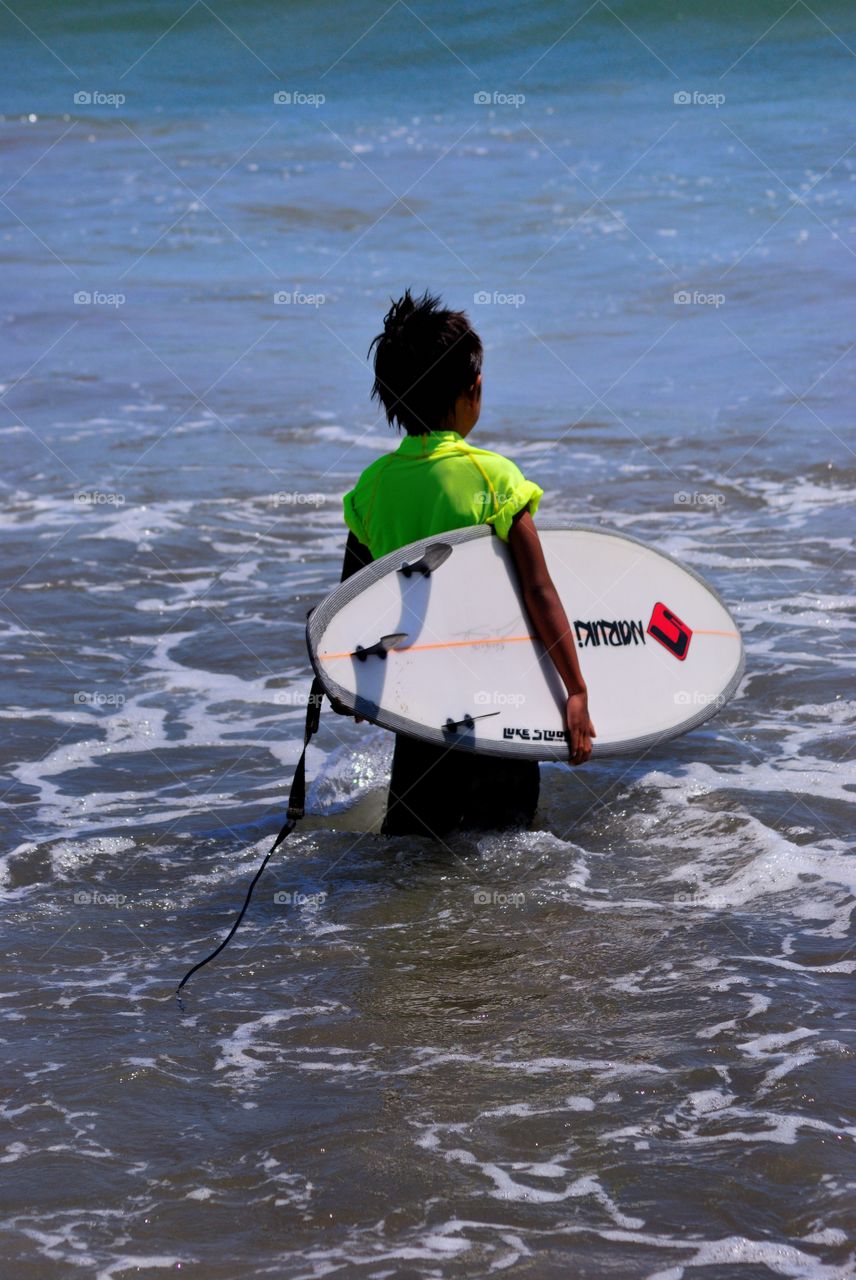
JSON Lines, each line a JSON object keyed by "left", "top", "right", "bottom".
{"left": 351, "top": 447, "right": 398, "bottom": 488}
{"left": 453, "top": 438, "right": 525, "bottom": 475}
{"left": 350, "top": 435, "right": 527, "bottom": 490}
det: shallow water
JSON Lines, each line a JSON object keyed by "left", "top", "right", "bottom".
{"left": 2, "top": 1, "right": 855, "bottom": 1277}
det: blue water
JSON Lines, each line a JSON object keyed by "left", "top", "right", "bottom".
{"left": 2, "top": 2, "right": 855, "bottom": 1277}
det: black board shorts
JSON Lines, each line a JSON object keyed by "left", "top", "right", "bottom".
{"left": 381, "top": 732, "right": 540, "bottom": 838}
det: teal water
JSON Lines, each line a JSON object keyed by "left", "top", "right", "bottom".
{"left": 1, "top": 3, "right": 855, "bottom": 1277}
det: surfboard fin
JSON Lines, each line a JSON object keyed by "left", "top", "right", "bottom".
{"left": 399, "top": 542, "right": 452, "bottom": 578}
{"left": 352, "top": 632, "right": 409, "bottom": 662}
{"left": 442, "top": 711, "right": 500, "bottom": 733}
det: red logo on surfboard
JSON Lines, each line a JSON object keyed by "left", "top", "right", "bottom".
{"left": 647, "top": 602, "right": 692, "bottom": 660}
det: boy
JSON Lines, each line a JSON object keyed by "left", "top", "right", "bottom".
{"left": 339, "top": 289, "right": 594, "bottom": 839}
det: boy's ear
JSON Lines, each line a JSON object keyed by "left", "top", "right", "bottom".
{"left": 472, "top": 374, "right": 482, "bottom": 398}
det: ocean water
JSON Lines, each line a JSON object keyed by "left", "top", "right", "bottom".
{"left": 2, "top": 1, "right": 855, "bottom": 1276}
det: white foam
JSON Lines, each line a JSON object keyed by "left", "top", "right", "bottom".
{"left": 95, "top": 1256, "right": 191, "bottom": 1280}
{"left": 697, "top": 1019, "right": 738, "bottom": 1040}
{"left": 404, "top": 1049, "right": 668, "bottom": 1081}
{"left": 737, "top": 1028, "right": 817, "bottom": 1058}
{"left": 2, "top": 623, "right": 325, "bottom": 844}
{"left": 656, "top": 802, "right": 855, "bottom": 939}
{"left": 759, "top": 1050, "right": 819, "bottom": 1093}
{"left": 214, "top": 1004, "right": 349, "bottom": 1083}
{"left": 801, "top": 1229, "right": 848, "bottom": 1246}
{"left": 477, "top": 1162, "right": 644, "bottom": 1227}
{"left": 644, "top": 1232, "right": 854, "bottom": 1279}
{"left": 740, "top": 956, "right": 856, "bottom": 975}
{"left": 315, "top": 423, "right": 393, "bottom": 452}
{"left": 82, "top": 500, "right": 190, "bottom": 546}
{"left": 684, "top": 1089, "right": 735, "bottom": 1115}
{"left": 0, "top": 1141, "right": 29, "bottom": 1164}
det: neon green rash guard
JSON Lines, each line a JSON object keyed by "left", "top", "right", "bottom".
{"left": 342, "top": 430, "right": 544, "bottom": 560}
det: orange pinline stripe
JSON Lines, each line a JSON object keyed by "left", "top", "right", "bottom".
{"left": 319, "top": 634, "right": 536, "bottom": 661}
{"left": 320, "top": 628, "right": 739, "bottom": 660}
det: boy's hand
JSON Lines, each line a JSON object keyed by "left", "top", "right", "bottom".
{"left": 332, "top": 706, "right": 363, "bottom": 727}
{"left": 327, "top": 694, "right": 364, "bottom": 724}
{"left": 565, "top": 691, "right": 596, "bottom": 766}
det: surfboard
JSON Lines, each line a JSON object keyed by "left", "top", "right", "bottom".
{"left": 306, "top": 523, "right": 745, "bottom": 760}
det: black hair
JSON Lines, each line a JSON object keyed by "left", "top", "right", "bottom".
{"left": 368, "top": 288, "right": 483, "bottom": 436}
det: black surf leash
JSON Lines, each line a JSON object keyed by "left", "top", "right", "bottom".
{"left": 175, "top": 674, "right": 326, "bottom": 1005}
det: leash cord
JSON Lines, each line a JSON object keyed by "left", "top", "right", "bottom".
{"left": 175, "top": 676, "right": 325, "bottom": 1003}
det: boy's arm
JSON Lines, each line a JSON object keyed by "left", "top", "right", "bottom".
{"left": 507, "top": 510, "right": 595, "bottom": 766}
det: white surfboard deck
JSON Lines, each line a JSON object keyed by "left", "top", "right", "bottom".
{"left": 307, "top": 523, "right": 745, "bottom": 761}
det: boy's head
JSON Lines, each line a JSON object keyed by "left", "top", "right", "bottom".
{"left": 369, "top": 288, "right": 483, "bottom": 436}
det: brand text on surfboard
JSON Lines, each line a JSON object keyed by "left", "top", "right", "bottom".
{"left": 573, "top": 619, "right": 646, "bottom": 647}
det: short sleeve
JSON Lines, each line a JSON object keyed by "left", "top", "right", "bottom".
{"left": 343, "top": 488, "right": 371, "bottom": 549}
{"left": 483, "top": 462, "right": 544, "bottom": 542}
